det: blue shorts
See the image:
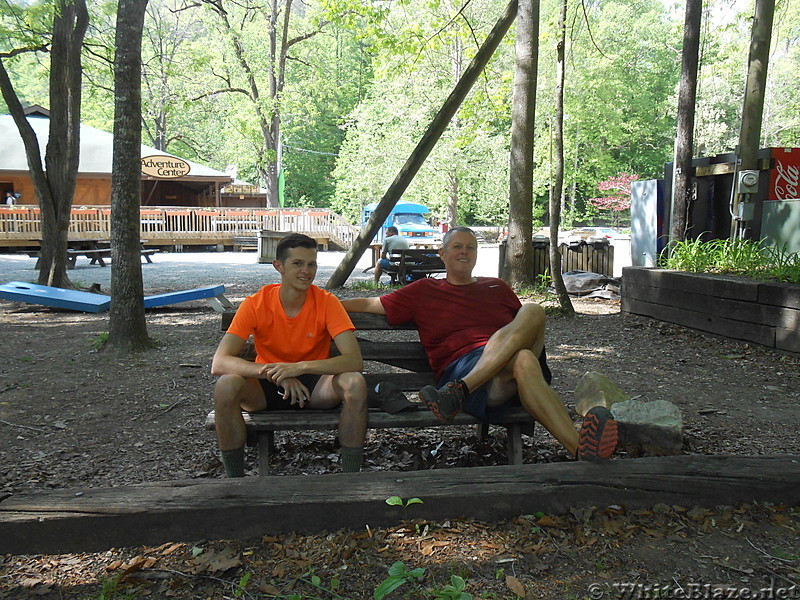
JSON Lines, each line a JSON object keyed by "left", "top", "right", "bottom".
{"left": 438, "top": 346, "right": 552, "bottom": 423}
{"left": 378, "top": 258, "right": 392, "bottom": 270}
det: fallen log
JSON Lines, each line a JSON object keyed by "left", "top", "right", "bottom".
{"left": 1, "top": 454, "right": 798, "bottom": 555}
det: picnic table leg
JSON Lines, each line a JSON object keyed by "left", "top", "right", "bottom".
{"left": 505, "top": 423, "right": 524, "bottom": 465}
{"left": 257, "top": 431, "right": 273, "bottom": 476}
{"left": 67, "top": 255, "right": 77, "bottom": 269}
{"left": 206, "top": 294, "right": 234, "bottom": 313}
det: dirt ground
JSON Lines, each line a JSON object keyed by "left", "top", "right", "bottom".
{"left": 0, "top": 288, "right": 798, "bottom": 599}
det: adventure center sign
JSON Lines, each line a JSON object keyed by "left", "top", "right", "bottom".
{"left": 141, "top": 155, "right": 191, "bottom": 179}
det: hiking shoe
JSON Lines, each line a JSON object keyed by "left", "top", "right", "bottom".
{"left": 578, "top": 406, "right": 618, "bottom": 461}
{"left": 419, "top": 380, "right": 466, "bottom": 423}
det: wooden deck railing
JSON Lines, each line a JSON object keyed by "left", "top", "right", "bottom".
{"left": 0, "top": 206, "right": 360, "bottom": 249}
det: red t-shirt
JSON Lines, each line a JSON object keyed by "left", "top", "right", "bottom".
{"left": 227, "top": 284, "right": 354, "bottom": 364}
{"left": 379, "top": 277, "right": 521, "bottom": 377}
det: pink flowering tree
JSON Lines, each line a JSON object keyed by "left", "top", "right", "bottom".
{"left": 588, "top": 173, "right": 639, "bottom": 226}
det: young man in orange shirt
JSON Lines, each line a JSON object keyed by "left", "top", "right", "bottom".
{"left": 211, "top": 233, "right": 368, "bottom": 476}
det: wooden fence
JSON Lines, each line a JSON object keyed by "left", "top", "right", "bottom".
{"left": 499, "top": 239, "right": 615, "bottom": 278}
{"left": 0, "top": 206, "right": 359, "bottom": 250}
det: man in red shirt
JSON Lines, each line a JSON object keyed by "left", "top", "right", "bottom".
{"left": 212, "top": 233, "right": 368, "bottom": 476}
{"left": 341, "top": 227, "right": 617, "bottom": 461}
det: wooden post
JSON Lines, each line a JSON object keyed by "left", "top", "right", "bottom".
{"left": 731, "top": 0, "right": 774, "bottom": 238}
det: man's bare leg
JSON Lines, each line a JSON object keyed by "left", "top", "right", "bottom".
{"left": 213, "top": 375, "right": 266, "bottom": 476}
{"left": 484, "top": 350, "right": 616, "bottom": 459}
{"left": 421, "top": 304, "right": 618, "bottom": 459}
{"left": 311, "top": 372, "right": 368, "bottom": 472}
{"left": 505, "top": 349, "right": 579, "bottom": 455}
{"left": 460, "top": 303, "right": 545, "bottom": 393}
{"left": 419, "top": 303, "right": 544, "bottom": 422}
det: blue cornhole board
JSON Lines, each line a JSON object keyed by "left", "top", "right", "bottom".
{"left": 0, "top": 281, "right": 111, "bottom": 313}
{"left": 143, "top": 284, "right": 229, "bottom": 309}
{"left": 0, "top": 281, "right": 230, "bottom": 313}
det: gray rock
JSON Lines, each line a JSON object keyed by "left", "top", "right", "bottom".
{"left": 611, "top": 399, "right": 684, "bottom": 455}
{"left": 574, "top": 371, "right": 629, "bottom": 416}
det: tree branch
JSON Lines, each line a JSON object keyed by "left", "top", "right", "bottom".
{"left": 0, "top": 43, "right": 50, "bottom": 59}
{"left": 192, "top": 87, "right": 251, "bottom": 101}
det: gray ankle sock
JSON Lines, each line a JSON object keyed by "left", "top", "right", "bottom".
{"left": 340, "top": 445, "right": 363, "bottom": 473}
{"left": 221, "top": 446, "right": 245, "bottom": 478}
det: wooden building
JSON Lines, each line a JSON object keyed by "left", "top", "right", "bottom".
{"left": 0, "top": 107, "right": 235, "bottom": 208}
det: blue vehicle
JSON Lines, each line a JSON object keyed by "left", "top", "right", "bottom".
{"left": 363, "top": 201, "right": 438, "bottom": 244}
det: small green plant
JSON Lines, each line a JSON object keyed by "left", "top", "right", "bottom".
{"left": 374, "top": 561, "right": 425, "bottom": 600}
{"left": 96, "top": 574, "right": 138, "bottom": 600}
{"left": 90, "top": 332, "right": 109, "bottom": 350}
{"left": 233, "top": 571, "right": 251, "bottom": 597}
{"left": 18, "top": 355, "right": 33, "bottom": 363}
{"left": 660, "top": 236, "right": 800, "bottom": 283}
{"left": 431, "top": 574, "right": 472, "bottom": 600}
{"left": 385, "top": 495, "right": 423, "bottom": 509}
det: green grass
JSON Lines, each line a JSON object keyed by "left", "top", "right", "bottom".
{"left": 660, "top": 237, "right": 800, "bottom": 284}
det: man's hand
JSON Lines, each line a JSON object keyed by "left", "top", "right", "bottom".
{"left": 258, "top": 362, "right": 305, "bottom": 385}
{"left": 278, "top": 377, "right": 311, "bottom": 408}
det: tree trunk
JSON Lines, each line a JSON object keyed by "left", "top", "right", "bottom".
{"left": 325, "top": 0, "right": 519, "bottom": 288}
{"left": 202, "top": 0, "right": 300, "bottom": 209}
{"left": 549, "top": 0, "right": 573, "bottom": 313}
{"left": 107, "top": 0, "right": 152, "bottom": 353}
{"left": 448, "top": 170, "right": 459, "bottom": 229}
{"left": 506, "top": 0, "right": 538, "bottom": 288}
{"left": 670, "top": 0, "right": 702, "bottom": 246}
{"left": 731, "top": 0, "right": 774, "bottom": 238}
{"left": 41, "top": 0, "right": 89, "bottom": 288}
{"left": 0, "top": 1, "right": 88, "bottom": 289}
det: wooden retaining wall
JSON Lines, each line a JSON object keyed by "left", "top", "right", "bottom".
{"left": 621, "top": 267, "right": 800, "bottom": 354}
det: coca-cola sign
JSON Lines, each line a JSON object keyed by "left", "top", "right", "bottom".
{"left": 769, "top": 148, "right": 800, "bottom": 201}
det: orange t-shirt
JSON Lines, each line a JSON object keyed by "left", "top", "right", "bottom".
{"left": 226, "top": 284, "right": 354, "bottom": 364}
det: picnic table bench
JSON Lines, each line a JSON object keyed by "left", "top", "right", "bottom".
{"left": 209, "top": 312, "right": 537, "bottom": 475}
{"left": 384, "top": 248, "right": 446, "bottom": 284}
{"left": 232, "top": 236, "right": 258, "bottom": 251}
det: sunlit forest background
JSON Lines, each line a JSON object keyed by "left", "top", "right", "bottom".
{"left": 2, "top": 0, "right": 799, "bottom": 227}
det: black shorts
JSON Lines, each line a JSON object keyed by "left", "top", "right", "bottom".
{"left": 258, "top": 374, "right": 322, "bottom": 410}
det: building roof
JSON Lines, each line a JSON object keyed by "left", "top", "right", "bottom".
{"left": 0, "top": 113, "right": 230, "bottom": 181}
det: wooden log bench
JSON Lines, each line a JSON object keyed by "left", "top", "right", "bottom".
{"left": 210, "top": 312, "right": 537, "bottom": 475}
{"left": 4, "top": 455, "right": 800, "bottom": 555}
{"left": 384, "top": 248, "right": 446, "bottom": 285}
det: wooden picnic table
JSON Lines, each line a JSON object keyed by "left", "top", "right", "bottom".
{"left": 30, "top": 241, "right": 158, "bottom": 269}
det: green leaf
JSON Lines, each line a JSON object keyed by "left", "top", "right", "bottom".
{"left": 387, "top": 561, "right": 407, "bottom": 576}
{"left": 405, "top": 497, "right": 423, "bottom": 506}
{"left": 374, "top": 576, "right": 407, "bottom": 600}
{"left": 385, "top": 496, "right": 403, "bottom": 506}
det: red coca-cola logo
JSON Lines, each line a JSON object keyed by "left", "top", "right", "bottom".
{"left": 774, "top": 159, "right": 799, "bottom": 201}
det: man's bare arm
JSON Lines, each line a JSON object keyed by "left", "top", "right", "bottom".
{"left": 340, "top": 297, "right": 386, "bottom": 314}
{"left": 211, "top": 333, "right": 264, "bottom": 378}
